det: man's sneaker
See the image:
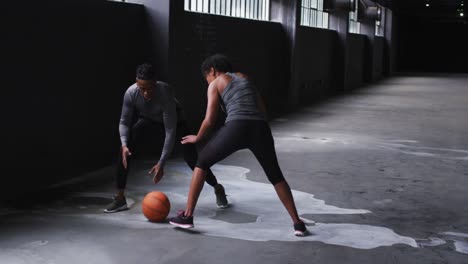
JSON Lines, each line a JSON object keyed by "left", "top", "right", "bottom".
{"left": 104, "top": 195, "right": 128, "bottom": 213}
{"left": 168, "top": 210, "right": 194, "bottom": 228}
{"left": 294, "top": 221, "right": 308, "bottom": 237}
{"left": 214, "top": 184, "right": 229, "bottom": 209}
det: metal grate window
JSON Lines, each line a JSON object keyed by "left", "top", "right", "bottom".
{"left": 349, "top": 0, "right": 361, "bottom": 34}
{"left": 300, "top": 0, "right": 329, "bottom": 29}
{"left": 375, "top": 6, "right": 385, "bottom": 36}
{"left": 184, "top": 0, "right": 270, "bottom": 21}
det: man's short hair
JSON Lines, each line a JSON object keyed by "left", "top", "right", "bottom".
{"left": 136, "top": 63, "right": 155, "bottom": 80}
{"left": 201, "top": 54, "right": 233, "bottom": 76}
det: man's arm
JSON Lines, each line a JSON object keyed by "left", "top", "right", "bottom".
{"left": 119, "top": 91, "right": 134, "bottom": 147}
{"left": 149, "top": 85, "right": 177, "bottom": 184}
{"left": 158, "top": 86, "right": 177, "bottom": 167}
{"left": 119, "top": 90, "right": 135, "bottom": 169}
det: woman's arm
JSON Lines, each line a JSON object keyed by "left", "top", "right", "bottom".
{"left": 181, "top": 81, "right": 220, "bottom": 144}
{"left": 196, "top": 83, "right": 220, "bottom": 141}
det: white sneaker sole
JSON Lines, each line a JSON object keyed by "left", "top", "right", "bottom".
{"left": 217, "top": 204, "right": 230, "bottom": 209}
{"left": 104, "top": 204, "right": 128, "bottom": 213}
{"left": 294, "top": 230, "right": 305, "bottom": 236}
{"left": 169, "top": 221, "right": 194, "bottom": 229}
{"left": 294, "top": 230, "right": 309, "bottom": 237}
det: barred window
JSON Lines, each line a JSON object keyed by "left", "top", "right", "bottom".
{"left": 300, "top": 0, "right": 329, "bottom": 29}
{"left": 184, "top": 0, "right": 270, "bottom": 21}
{"left": 349, "top": 0, "right": 361, "bottom": 34}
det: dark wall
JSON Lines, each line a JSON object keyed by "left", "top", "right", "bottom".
{"left": 270, "top": 0, "right": 301, "bottom": 108}
{"left": 127, "top": 0, "right": 171, "bottom": 81}
{"left": 346, "top": 33, "right": 367, "bottom": 89}
{"left": 397, "top": 16, "right": 468, "bottom": 73}
{"left": 384, "top": 9, "right": 397, "bottom": 76}
{"left": 294, "top": 27, "right": 337, "bottom": 104}
{"left": 2, "top": 0, "right": 147, "bottom": 199}
{"left": 360, "top": 20, "right": 375, "bottom": 84}
{"left": 170, "top": 11, "right": 289, "bottom": 128}
{"left": 372, "top": 36, "right": 385, "bottom": 81}
{"left": 1, "top": 0, "right": 395, "bottom": 199}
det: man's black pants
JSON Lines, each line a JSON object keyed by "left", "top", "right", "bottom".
{"left": 116, "top": 118, "right": 219, "bottom": 189}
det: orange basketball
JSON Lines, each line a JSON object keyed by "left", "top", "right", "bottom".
{"left": 142, "top": 191, "right": 170, "bottom": 222}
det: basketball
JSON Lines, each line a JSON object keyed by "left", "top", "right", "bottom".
{"left": 142, "top": 191, "right": 170, "bottom": 222}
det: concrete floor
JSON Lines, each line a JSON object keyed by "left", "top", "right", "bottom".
{"left": 1, "top": 74, "right": 468, "bottom": 264}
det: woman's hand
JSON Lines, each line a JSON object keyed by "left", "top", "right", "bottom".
{"left": 181, "top": 135, "right": 198, "bottom": 144}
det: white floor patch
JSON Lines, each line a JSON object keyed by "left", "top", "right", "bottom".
{"left": 379, "top": 142, "right": 468, "bottom": 160}
{"left": 440, "top": 232, "right": 468, "bottom": 254}
{"left": 416, "top": 237, "right": 446, "bottom": 248}
{"left": 77, "top": 162, "right": 419, "bottom": 249}
{"left": 453, "top": 241, "right": 468, "bottom": 254}
{"left": 19, "top": 241, "right": 49, "bottom": 249}
{"left": 441, "top": 232, "right": 468, "bottom": 238}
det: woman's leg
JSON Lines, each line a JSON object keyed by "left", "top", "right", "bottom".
{"left": 169, "top": 121, "right": 248, "bottom": 227}
{"left": 186, "top": 121, "right": 248, "bottom": 216}
{"left": 272, "top": 181, "right": 302, "bottom": 224}
{"left": 177, "top": 121, "right": 228, "bottom": 208}
{"left": 184, "top": 167, "right": 207, "bottom": 217}
{"left": 249, "top": 122, "right": 303, "bottom": 225}
{"left": 176, "top": 121, "right": 219, "bottom": 187}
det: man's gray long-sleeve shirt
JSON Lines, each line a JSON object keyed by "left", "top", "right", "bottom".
{"left": 119, "top": 82, "right": 177, "bottom": 166}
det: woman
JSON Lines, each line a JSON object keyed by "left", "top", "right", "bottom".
{"left": 168, "top": 54, "right": 308, "bottom": 236}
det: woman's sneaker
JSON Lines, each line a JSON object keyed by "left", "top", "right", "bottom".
{"left": 168, "top": 210, "right": 194, "bottom": 228}
{"left": 104, "top": 195, "right": 128, "bottom": 213}
{"left": 294, "top": 221, "right": 308, "bottom": 237}
{"left": 214, "top": 184, "right": 229, "bottom": 209}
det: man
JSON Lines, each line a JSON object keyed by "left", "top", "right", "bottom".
{"left": 104, "top": 63, "right": 228, "bottom": 213}
{"left": 167, "top": 54, "right": 308, "bottom": 236}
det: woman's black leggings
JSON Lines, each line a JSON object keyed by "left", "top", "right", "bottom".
{"left": 196, "top": 120, "right": 285, "bottom": 185}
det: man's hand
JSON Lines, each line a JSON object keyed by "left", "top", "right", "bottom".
{"left": 149, "top": 163, "right": 164, "bottom": 184}
{"left": 122, "top": 146, "right": 132, "bottom": 169}
{"left": 181, "top": 135, "right": 198, "bottom": 144}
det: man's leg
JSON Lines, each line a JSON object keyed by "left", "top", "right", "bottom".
{"left": 177, "top": 121, "right": 228, "bottom": 208}
{"left": 105, "top": 118, "right": 153, "bottom": 213}
{"left": 104, "top": 147, "right": 132, "bottom": 213}
{"left": 116, "top": 146, "right": 131, "bottom": 196}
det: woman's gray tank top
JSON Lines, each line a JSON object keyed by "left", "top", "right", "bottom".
{"left": 220, "top": 73, "right": 266, "bottom": 123}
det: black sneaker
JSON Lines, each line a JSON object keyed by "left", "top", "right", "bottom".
{"left": 214, "top": 184, "right": 229, "bottom": 209}
{"left": 104, "top": 195, "right": 128, "bottom": 213}
{"left": 168, "top": 210, "right": 194, "bottom": 228}
{"left": 294, "top": 221, "right": 308, "bottom": 237}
